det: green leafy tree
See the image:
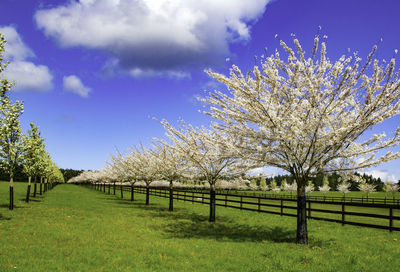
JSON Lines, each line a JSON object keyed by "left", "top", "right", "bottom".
{"left": 0, "top": 33, "right": 25, "bottom": 210}
{"left": 0, "top": 96, "right": 24, "bottom": 210}
{"left": 259, "top": 177, "right": 267, "bottom": 191}
{"left": 22, "top": 122, "right": 45, "bottom": 202}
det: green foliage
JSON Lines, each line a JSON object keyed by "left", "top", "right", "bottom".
{"left": 259, "top": 177, "right": 267, "bottom": 189}
{"left": 0, "top": 34, "right": 13, "bottom": 98}
{"left": 266, "top": 172, "right": 388, "bottom": 191}
{"left": 22, "top": 122, "right": 45, "bottom": 178}
{"left": 0, "top": 96, "right": 24, "bottom": 181}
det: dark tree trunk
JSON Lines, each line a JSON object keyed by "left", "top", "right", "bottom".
{"left": 33, "top": 177, "right": 37, "bottom": 197}
{"left": 296, "top": 184, "right": 308, "bottom": 244}
{"left": 209, "top": 188, "right": 216, "bottom": 222}
{"left": 146, "top": 186, "right": 150, "bottom": 205}
{"left": 120, "top": 184, "right": 123, "bottom": 198}
{"left": 108, "top": 183, "right": 110, "bottom": 194}
{"left": 40, "top": 177, "right": 43, "bottom": 195}
{"left": 9, "top": 185, "right": 14, "bottom": 210}
{"left": 130, "top": 184, "right": 134, "bottom": 201}
{"left": 26, "top": 185, "right": 31, "bottom": 203}
{"left": 113, "top": 183, "right": 116, "bottom": 195}
{"left": 169, "top": 181, "right": 173, "bottom": 211}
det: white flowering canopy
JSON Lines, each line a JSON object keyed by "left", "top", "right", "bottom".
{"left": 161, "top": 119, "right": 252, "bottom": 189}
{"left": 203, "top": 36, "right": 400, "bottom": 190}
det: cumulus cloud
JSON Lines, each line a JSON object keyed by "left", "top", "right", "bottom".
{"left": 247, "top": 166, "right": 288, "bottom": 177}
{"left": 63, "top": 75, "right": 91, "bottom": 97}
{"left": 35, "top": 0, "right": 271, "bottom": 77}
{"left": 0, "top": 25, "right": 53, "bottom": 92}
{"left": 0, "top": 26, "right": 35, "bottom": 61}
{"left": 4, "top": 61, "right": 53, "bottom": 92}
{"left": 362, "top": 170, "right": 398, "bottom": 183}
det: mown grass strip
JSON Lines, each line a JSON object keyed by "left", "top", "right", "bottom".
{"left": 1, "top": 182, "right": 400, "bottom": 272}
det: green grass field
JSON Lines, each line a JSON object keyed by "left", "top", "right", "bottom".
{"left": 1, "top": 181, "right": 400, "bottom": 271}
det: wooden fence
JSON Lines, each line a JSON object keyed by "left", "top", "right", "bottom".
{"left": 92, "top": 183, "right": 400, "bottom": 232}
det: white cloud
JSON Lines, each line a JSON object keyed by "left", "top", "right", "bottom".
{"left": 0, "top": 26, "right": 35, "bottom": 61}
{"left": 63, "top": 75, "right": 91, "bottom": 98}
{"left": 362, "top": 170, "right": 398, "bottom": 183}
{"left": 129, "top": 68, "right": 190, "bottom": 79}
{"left": 4, "top": 61, "right": 53, "bottom": 92}
{"left": 35, "top": 0, "right": 271, "bottom": 77}
{"left": 247, "top": 166, "right": 288, "bottom": 177}
{"left": 0, "top": 25, "right": 53, "bottom": 92}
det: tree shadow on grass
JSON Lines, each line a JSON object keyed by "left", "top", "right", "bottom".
{"left": 148, "top": 206, "right": 331, "bottom": 246}
{"left": 98, "top": 194, "right": 330, "bottom": 246}
{"left": 151, "top": 210, "right": 297, "bottom": 243}
{"left": 26, "top": 198, "right": 43, "bottom": 203}
{"left": 0, "top": 203, "right": 24, "bottom": 209}
{"left": 0, "top": 213, "right": 11, "bottom": 220}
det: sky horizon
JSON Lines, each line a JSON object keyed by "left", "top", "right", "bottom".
{"left": 1, "top": 0, "right": 399, "bottom": 182}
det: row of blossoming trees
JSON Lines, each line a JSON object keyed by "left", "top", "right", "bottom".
{"left": 0, "top": 34, "right": 64, "bottom": 210}
{"left": 71, "top": 35, "right": 400, "bottom": 244}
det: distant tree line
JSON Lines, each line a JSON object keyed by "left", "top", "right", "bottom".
{"left": 244, "top": 172, "right": 400, "bottom": 192}
{"left": 0, "top": 164, "right": 85, "bottom": 183}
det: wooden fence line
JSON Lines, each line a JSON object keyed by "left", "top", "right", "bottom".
{"left": 91, "top": 183, "right": 400, "bottom": 232}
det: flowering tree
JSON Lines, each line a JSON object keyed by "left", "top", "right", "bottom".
{"left": 383, "top": 181, "right": 399, "bottom": 200}
{"left": 358, "top": 181, "right": 376, "bottom": 200}
{"left": 202, "top": 36, "right": 400, "bottom": 244}
{"left": 285, "top": 182, "right": 297, "bottom": 197}
{"left": 318, "top": 176, "right": 331, "bottom": 199}
{"left": 107, "top": 153, "right": 130, "bottom": 198}
{"left": 305, "top": 180, "right": 314, "bottom": 195}
{"left": 127, "top": 144, "right": 161, "bottom": 205}
{"left": 151, "top": 141, "right": 188, "bottom": 211}
{"left": 22, "top": 122, "right": 45, "bottom": 202}
{"left": 337, "top": 181, "right": 351, "bottom": 200}
{"left": 161, "top": 119, "right": 250, "bottom": 222}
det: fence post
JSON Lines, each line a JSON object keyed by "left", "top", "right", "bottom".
{"left": 225, "top": 195, "right": 227, "bottom": 207}
{"left": 342, "top": 202, "right": 345, "bottom": 226}
{"left": 202, "top": 192, "right": 204, "bottom": 204}
{"left": 280, "top": 199, "right": 283, "bottom": 216}
{"left": 389, "top": 207, "right": 393, "bottom": 232}
{"left": 240, "top": 196, "right": 243, "bottom": 210}
{"left": 258, "top": 197, "right": 261, "bottom": 212}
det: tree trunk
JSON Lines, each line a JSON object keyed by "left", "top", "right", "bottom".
{"left": 9, "top": 176, "right": 14, "bottom": 210}
{"left": 113, "top": 183, "right": 116, "bottom": 195}
{"left": 296, "top": 183, "right": 308, "bottom": 244}
{"left": 34, "top": 177, "right": 37, "bottom": 197}
{"left": 26, "top": 176, "right": 32, "bottom": 203}
{"left": 146, "top": 185, "right": 150, "bottom": 205}
{"left": 130, "top": 184, "right": 134, "bottom": 201}
{"left": 120, "top": 184, "right": 123, "bottom": 198}
{"left": 209, "top": 187, "right": 216, "bottom": 222}
{"left": 40, "top": 177, "right": 43, "bottom": 195}
{"left": 169, "top": 180, "right": 173, "bottom": 211}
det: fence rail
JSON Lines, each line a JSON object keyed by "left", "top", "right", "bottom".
{"left": 91, "top": 183, "right": 400, "bottom": 232}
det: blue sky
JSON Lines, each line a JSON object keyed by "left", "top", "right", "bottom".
{"left": 0, "top": 0, "right": 399, "bottom": 182}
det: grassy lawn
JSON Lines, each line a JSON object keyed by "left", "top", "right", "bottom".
{"left": 1, "top": 181, "right": 400, "bottom": 271}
